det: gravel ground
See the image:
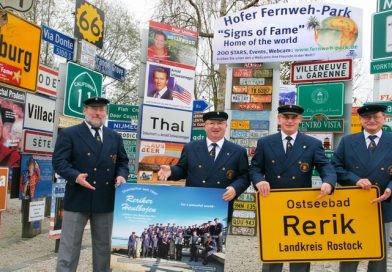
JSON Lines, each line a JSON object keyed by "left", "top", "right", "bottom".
{"left": 1, "top": 196, "right": 391, "bottom": 272}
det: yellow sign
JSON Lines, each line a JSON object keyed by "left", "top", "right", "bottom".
{"left": 0, "top": 12, "right": 41, "bottom": 92}
{"left": 74, "top": 0, "right": 104, "bottom": 49}
{"left": 257, "top": 187, "right": 384, "bottom": 263}
{"left": 233, "top": 201, "right": 256, "bottom": 210}
{"left": 247, "top": 85, "right": 272, "bottom": 95}
{"left": 230, "top": 120, "right": 250, "bottom": 130}
{"left": 232, "top": 218, "right": 256, "bottom": 227}
{"left": 58, "top": 115, "right": 83, "bottom": 128}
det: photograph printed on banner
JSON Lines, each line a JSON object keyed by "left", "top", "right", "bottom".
{"left": 137, "top": 140, "right": 185, "bottom": 186}
{"left": 144, "top": 62, "right": 194, "bottom": 111}
{"left": 19, "top": 154, "right": 53, "bottom": 200}
{"left": 110, "top": 183, "right": 228, "bottom": 271}
{"left": 147, "top": 20, "right": 197, "bottom": 69}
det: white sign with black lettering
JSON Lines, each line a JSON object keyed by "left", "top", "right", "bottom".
{"left": 28, "top": 200, "right": 45, "bottom": 222}
{"left": 24, "top": 93, "right": 56, "bottom": 133}
{"left": 23, "top": 130, "right": 53, "bottom": 155}
{"left": 140, "top": 105, "right": 192, "bottom": 144}
{"left": 117, "top": 131, "right": 137, "bottom": 140}
{"left": 37, "top": 65, "right": 58, "bottom": 97}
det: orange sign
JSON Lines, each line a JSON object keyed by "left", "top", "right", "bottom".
{"left": 0, "top": 167, "right": 9, "bottom": 211}
{"left": 0, "top": 12, "right": 41, "bottom": 92}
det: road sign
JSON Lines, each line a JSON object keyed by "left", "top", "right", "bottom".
{"left": 193, "top": 99, "right": 211, "bottom": 112}
{"left": 370, "top": 58, "right": 392, "bottom": 74}
{"left": 64, "top": 62, "right": 103, "bottom": 119}
{"left": 299, "top": 114, "right": 344, "bottom": 133}
{"left": 0, "top": 0, "right": 33, "bottom": 12}
{"left": 297, "top": 82, "right": 344, "bottom": 118}
{"left": 23, "top": 130, "right": 53, "bottom": 155}
{"left": 0, "top": 12, "right": 41, "bottom": 92}
{"left": 42, "top": 25, "right": 75, "bottom": 61}
{"left": 258, "top": 187, "right": 384, "bottom": 262}
{"left": 74, "top": 0, "right": 105, "bottom": 49}
{"left": 372, "top": 10, "right": 392, "bottom": 60}
{"left": 95, "top": 55, "right": 126, "bottom": 82}
{"left": 24, "top": 93, "right": 56, "bottom": 133}
{"left": 37, "top": 65, "right": 58, "bottom": 97}
{"left": 108, "top": 104, "right": 139, "bottom": 122}
{"left": 378, "top": 0, "right": 392, "bottom": 12}
{"left": 107, "top": 120, "right": 137, "bottom": 132}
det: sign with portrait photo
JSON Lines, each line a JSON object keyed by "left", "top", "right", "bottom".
{"left": 143, "top": 62, "right": 194, "bottom": 111}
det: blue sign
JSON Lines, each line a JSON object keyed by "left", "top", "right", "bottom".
{"left": 193, "top": 99, "right": 211, "bottom": 112}
{"left": 42, "top": 25, "right": 74, "bottom": 60}
{"left": 95, "top": 55, "right": 126, "bottom": 82}
{"left": 108, "top": 121, "right": 137, "bottom": 132}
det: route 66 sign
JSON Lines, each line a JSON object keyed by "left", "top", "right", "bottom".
{"left": 0, "top": 0, "right": 33, "bottom": 12}
{"left": 74, "top": 0, "right": 104, "bottom": 49}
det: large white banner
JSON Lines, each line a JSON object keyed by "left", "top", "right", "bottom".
{"left": 213, "top": 3, "right": 362, "bottom": 63}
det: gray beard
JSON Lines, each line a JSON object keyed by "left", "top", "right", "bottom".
{"left": 85, "top": 116, "right": 106, "bottom": 128}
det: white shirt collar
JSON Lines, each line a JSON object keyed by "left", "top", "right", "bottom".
{"left": 281, "top": 131, "right": 298, "bottom": 141}
{"left": 157, "top": 86, "right": 168, "bottom": 97}
{"left": 85, "top": 121, "right": 103, "bottom": 131}
{"left": 206, "top": 137, "right": 224, "bottom": 149}
{"left": 364, "top": 130, "right": 382, "bottom": 140}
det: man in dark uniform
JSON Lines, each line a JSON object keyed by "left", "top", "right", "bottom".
{"left": 158, "top": 111, "right": 250, "bottom": 203}
{"left": 250, "top": 104, "right": 336, "bottom": 272}
{"left": 332, "top": 104, "right": 392, "bottom": 272}
{"left": 53, "top": 96, "right": 129, "bottom": 272}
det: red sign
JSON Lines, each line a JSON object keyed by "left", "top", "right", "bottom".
{"left": 291, "top": 59, "right": 352, "bottom": 84}
{"left": 0, "top": 167, "right": 9, "bottom": 211}
{"left": 0, "top": 62, "right": 22, "bottom": 86}
{"left": 233, "top": 68, "right": 253, "bottom": 78}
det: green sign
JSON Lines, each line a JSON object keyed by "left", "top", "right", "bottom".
{"left": 372, "top": 11, "right": 392, "bottom": 60}
{"left": 299, "top": 114, "right": 344, "bottom": 133}
{"left": 108, "top": 104, "right": 139, "bottom": 122}
{"left": 378, "top": 0, "right": 392, "bottom": 12}
{"left": 297, "top": 83, "right": 344, "bottom": 118}
{"left": 123, "top": 139, "right": 137, "bottom": 183}
{"left": 370, "top": 59, "right": 392, "bottom": 74}
{"left": 191, "top": 129, "right": 206, "bottom": 141}
{"left": 365, "top": 101, "right": 392, "bottom": 115}
{"left": 64, "top": 62, "right": 103, "bottom": 119}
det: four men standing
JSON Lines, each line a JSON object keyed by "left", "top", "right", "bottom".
{"left": 51, "top": 95, "right": 392, "bottom": 271}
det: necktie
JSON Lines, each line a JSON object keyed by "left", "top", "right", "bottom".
{"left": 368, "top": 135, "right": 377, "bottom": 152}
{"left": 154, "top": 92, "right": 159, "bottom": 98}
{"left": 209, "top": 143, "right": 217, "bottom": 160}
{"left": 93, "top": 127, "right": 102, "bottom": 144}
{"left": 286, "top": 136, "right": 293, "bottom": 157}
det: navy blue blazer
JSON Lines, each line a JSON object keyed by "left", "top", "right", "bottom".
{"left": 332, "top": 131, "right": 392, "bottom": 222}
{"left": 52, "top": 122, "right": 129, "bottom": 213}
{"left": 250, "top": 132, "right": 336, "bottom": 189}
{"left": 170, "top": 139, "right": 250, "bottom": 196}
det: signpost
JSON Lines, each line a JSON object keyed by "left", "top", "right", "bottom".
{"left": 378, "top": 0, "right": 392, "bottom": 12}
{"left": 42, "top": 25, "right": 75, "bottom": 61}
{"left": 74, "top": 0, "right": 105, "bottom": 49}
{"left": 0, "top": 12, "right": 41, "bottom": 92}
{"left": 297, "top": 83, "right": 345, "bottom": 118}
{"left": 95, "top": 55, "right": 126, "bottom": 81}
{"left": 37, "top": 65, "right": 58, "bottom": 97}
{"left": 0, "top": 0, "right": 33, "bottom": 12}
{"left": 64, "top": 62, "right": 103, "bottom": 119}
{"left": 193, "top": 99, "right": 211, "bottom": 112}
{"left": 257, "top": 187, "right": 384, "bottom": 262}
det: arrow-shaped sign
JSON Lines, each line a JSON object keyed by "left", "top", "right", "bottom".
{"left": 193, "top": 99, "right": 212, "bottom": 112}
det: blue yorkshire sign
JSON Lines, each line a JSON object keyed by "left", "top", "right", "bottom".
{"left": 42, "top": 25, "right": 75, "bottom": 60}
{"left": 95, "top": 55, "right": 126, "bottom": 82}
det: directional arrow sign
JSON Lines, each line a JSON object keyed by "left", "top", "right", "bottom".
{"left": 193, "top": 99, "right": 211, "bottom": 112}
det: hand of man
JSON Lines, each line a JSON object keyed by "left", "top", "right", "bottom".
{"left": 316, "top": 182, "right": 333, "bottom": 199}
{"left": 256, "top": 181, "right": 270, "bottom": 196}
{"left": 158, "top": 165, "right": 171, "bottom": 181}
{"left": 76, "top": 173, "right": 95, "bottom": 190}
{"left": 223, "top": 186, "right": 236, "bottom": 201}
{"left": 356, "top": 178, "right": 372, "bottom": 190}
{"left": 370, "top": 188, "right": 392, "bottom": 204}
{"left": 115, "top": 176, "right": 126, "bottom": 188}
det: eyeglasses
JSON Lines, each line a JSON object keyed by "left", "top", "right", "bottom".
{"left": 361, "top": 114, "right": 384, "bottom": 121}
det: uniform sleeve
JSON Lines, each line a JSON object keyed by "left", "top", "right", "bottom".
{"left": 52, "top": 129, "right": 80, "bottom": 185}
{"left": 313, "top": 139, "right": 337, "bottom": 187}
{"left": 249, "top": 138, "right": 267, "bottom": 186}
{"left": 227, "top": 146, "right": 250, "bottom": 196}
